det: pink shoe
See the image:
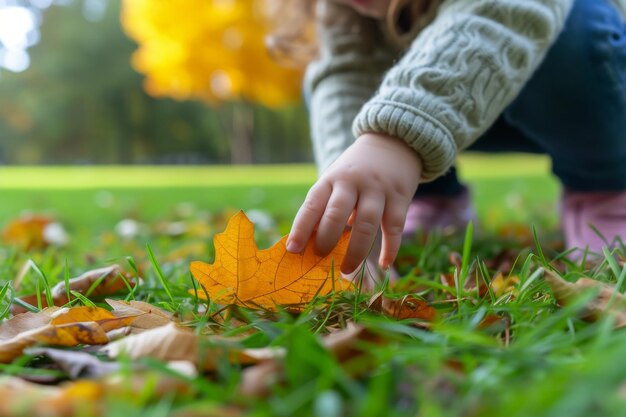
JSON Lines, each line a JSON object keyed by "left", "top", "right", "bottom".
{"left": 561, "top": 190, "right": 626, "bottom": 256}
{"left": 403, "top": 189, "right": 477, "bottom": 237}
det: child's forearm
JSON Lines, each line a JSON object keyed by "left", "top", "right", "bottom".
{"left": 353, "top": 0, "right": 574, "bottom": 181}
{"left": 306, "top": 0, "right": 396, "bottom": 173}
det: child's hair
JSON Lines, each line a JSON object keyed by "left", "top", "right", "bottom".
{"left": 265, "top": 0, "right": 317, "bottom": 67}
{"left": 265, "top": 0, "right": 438, "bottom": 66}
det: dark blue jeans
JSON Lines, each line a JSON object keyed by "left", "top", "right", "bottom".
{"left": 418, "top": 0, "right": 626, "bottom": 197}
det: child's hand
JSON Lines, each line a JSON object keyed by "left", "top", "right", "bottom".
{"left": 286, "top": 133, "right": 422, "bottom": 274}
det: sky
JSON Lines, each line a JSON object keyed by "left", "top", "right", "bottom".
{"left": 0, "top": 4, "right": 39, "bottom": 72}
{"left": 0, "top": 0, "right": 106, "bottom": 73}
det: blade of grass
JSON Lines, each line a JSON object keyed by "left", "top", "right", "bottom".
{"left": 12, "top": 297, "right": 39, "bottom": 313}
{"left": 459, "top": 221, "right": 474, "bottom": 285}
{"left": 146, "top": 244, "right": 174, "bottom": 303}
{"left": 531, "top": 225, "right": 547, "bottom": 266}
{"left": 314, "top": 267, "right": 336, "bottom": 334}
{"left": 0, "top": 282, "right": 13, "bottom": 319}
{"left": 453, "top": 221, "right": 474, "bottom": 309}
{"left": 70, "top": 290, "right": 96, "bottom": 307}
{"left": 124, "top": 257, "right": 140, "bottom": 301}
{"left": 353, "top": 260, "right": 366, "bottom": 320}
{"left": 35, "top": 278, "right": 42, "bottom": 310}
{"left": 30, "top": 261, "right": 54, "bottom": 308}
{"left": 477, "top": 259, "right": 495, "bottom": 302}
{"left": 63, "top": 258, "right": 71, "bottom": 305}
{"left": 84, "top": 269, "right": 113, "bottom": 299}
{"left": 601, "top": 247, "right": 626, "bottom": 313}
{"left": 603, "top": 247, "right": 622, "bottom": 281}
{"left": 190, "top": 272, "right": 199, "bottom": 311}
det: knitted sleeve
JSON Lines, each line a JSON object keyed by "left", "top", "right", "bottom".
{"left": 305, "top": 0, "right": 397, "bottom": 174}
{"left": 353, "top": 0, "right": 574, "bottom": 181}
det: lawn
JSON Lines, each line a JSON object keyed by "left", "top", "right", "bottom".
{"left": 1, "top": 157, "right": 624, "bottom": 417}
{"left": 0, "top": 154, "right": 559, "bottom": 233}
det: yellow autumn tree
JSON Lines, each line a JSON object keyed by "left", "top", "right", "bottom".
{"left": 120, "top": 0, "right": 303, "bottom": 108}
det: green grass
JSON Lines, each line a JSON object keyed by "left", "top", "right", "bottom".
{"left": 2, "top": 158, "right": 623, "bottom": 417}
{"left": 0, "top": 154, "right": 559, "bottom": 233}
{"left": 0, "top": 154, "right": 551, "bottom": 188}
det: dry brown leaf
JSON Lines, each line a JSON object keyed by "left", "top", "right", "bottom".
{"left": 26, "top": 347, "right": 121, "bottom": 379}
{"left": 106, "top": 327, "right": 132, "bottom": 341}
{"left": 12, "top": 265, "right": 137, "bottom": 315}
{"left": 237, "top": 346, "right": 286, "bottom": 363}
{"left": 0, "top": 306, "right": 138, "bottom": 363}
{"left": 544, "top": 270, "right": 626, "bottom": 327}
{"left": 101, "top": 322, "right": 282, "bottom": 371}
{"left": 368, "top": 292, "right": 436, "bottom": 322}
{"left": 0, "top": 309, "right": 58, "bottom": 340}
{"left": 190, "top": 211, "right": 352, "bottom": 311}
{"left": 382, "top": 295, "right": 436, "bottom": 321}
{"left": 102, "top": 323, "right": 201, "bottom": 367}
{"left": 106, "top": 299, "right": 172, "bottom": 333}
{"left": 322, "top": 322, "right": 384, "bottom": 362}
{"left": 239, "top": 360, "right": 283, "bottom": 398}
{"left": 0, "top": 325, "right": 77, "bottom": 363}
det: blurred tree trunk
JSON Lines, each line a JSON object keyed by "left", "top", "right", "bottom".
{"left": 230, "top": 102, "right": 254, "bottom": 164}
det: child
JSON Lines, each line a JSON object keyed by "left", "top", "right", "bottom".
{"left": 277, "top": 0, "right": 626, "bottom": 274}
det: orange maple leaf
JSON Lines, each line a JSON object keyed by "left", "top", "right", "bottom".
{"left": 190, "top": 211, "right": 352, "bottom": 311}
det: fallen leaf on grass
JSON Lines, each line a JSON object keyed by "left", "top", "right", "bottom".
{"left": 544, "top": 270, "right": 626, "bottom": 327}
{"left": 101, "top": 322, "right": 284, "bottom": 371}
{"left": 12, "top": 265, "right": 138, "bottom": 315}
{"left": 383, "top": 295, "right": 436, "bottom": 321}
{"left": 25, "top": 347, "right": 121, "bottom": 379}
{"left": 190, "top": 211, "right": 351, "bottom": 311}
{"left": 322, "top": 322, "right": 383, "bottom": 362}
{"left": 0, "top": 306, "right": 138, "bottom": 363}
{"left": 0, "top": 309, "right": 58, "bottom": 340}
{"left": 490, "top": 273, "right": 520, "bottom": 298}
{"left": 0, "top": 323, "right": 102, "bottom": 363}
{"left": 0, "top": 370, "right": 193, "bottom": 417}
{"left": 101, "top": 323, "right": 196, "bottom": 364}
{"left": 50, "top": 306, "right": 137, "bottom": 332}
{"left": 106, "top": 299, "right": 172, "bottom": 333}
{"left": 368, "top": 292, "right": 436, "bottom": 322}
{"left": 2, "top": 215, "right": 67, "bottom": 250}
{"left": 239, "top": 360, "right": 282, "bottom": 397}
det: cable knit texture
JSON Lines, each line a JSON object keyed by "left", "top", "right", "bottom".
{"left": 305, "top": 0, "right": 398, "bottom": 173}
{"left": 306, "top": 0, "right": 579, "bottom": 180}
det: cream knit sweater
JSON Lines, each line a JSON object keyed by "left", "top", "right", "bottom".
{"left": 305, "top": 0, "right": 625, "bottom": 180}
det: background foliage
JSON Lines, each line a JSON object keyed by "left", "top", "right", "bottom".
{"left": 0, "top": 0, "right": 311, "bottom": 165}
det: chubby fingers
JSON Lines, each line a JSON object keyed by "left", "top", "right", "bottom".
{"left": 314, "top": 184, "right": 357, "bottom": 257}
{"left": 286, "top": 182, "right": 332, "bottom": 253}
{"left": 340, "top": 192, "right": 385, "bottom": 274}
{"left": 379, "top": 196, "right": 410, "bottom": 269}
